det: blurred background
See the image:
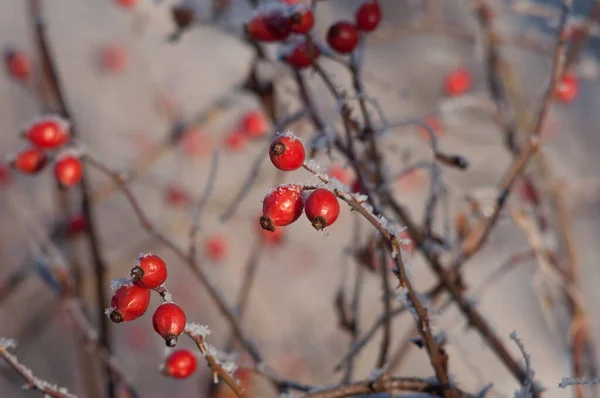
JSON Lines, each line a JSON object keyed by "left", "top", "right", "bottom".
{"left": 1, "top": 0, "right": 600, "bottom": 397}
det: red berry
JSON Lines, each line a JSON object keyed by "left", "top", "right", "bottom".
{"left": 12, "top": 148, "right": 46, "bottom": 174}
{"left": 100, "top": 44, "right": 128, "bottom": 73}
{"left": 115, "top": 0, "right": 137, "bottom": 8}
{"left": 283, "top": 39, "right": 320, "bottom": 69}
{"left": 131, "top": 253, "right": 168, "bottom": 289}
{"left": 23, "top": 116, "right": 70, "bottom": 149}
{"left": 304, "top": 188, "right": 340, "bottom": 230}
{"left": 54, "top": 154, "right": 83, "bottom": 188}
{"left": 289, "top": 7, "right": 314, "bottom": 34}
{"left": 355, "top": 0, "right": 381, "bottom": 32}
{"left": 260, "top": 185, "right": 304, "bottom": 232}
{"left": 165, "top": 184, "right": 189, "bottom": 207}
{"left": 164, "top": 349, "right": 197, "bottom": 379}
{"left": 66, "top": 215, "right": 88, "bottom": 237}
{"left": 224, "top": 129, "right": 247, "bottom": 152}
{"left": 327, "top": 21, "right": 359, "bottom": 54}
{"left": 245, "top": 11, "right": 292, "bottom": 42}
{"left": 152, "top": 303, "right": 187, "bottom": 347}
{"left": 109, "top": 283, "right": 151, "bottom": 323}
{"left": 0, "top": 163, "right": 12, "bottom": 186}
{"left": 5, "top": 49, "right": 31, "bottom": 81}
{"left": 398, "top": 229, "right": 416, "bottom": 255}
{"left": 555, "top": 72, "right": 578, "bottom": 103}
{"left": 205, "top": 235, "right": 227, "bottom": 262}
{"left": 269, "top": 135, "right": 305, "bottom": 171}
{"left": 180, "top": 127, "right": 213, "bottom": 157}
{"left": 444, "top": 67, "right": 471, "bottom": 96}
{"left": 240, "top": 111, "right": 270, "bottom": 138}
{"left": 327, "top": 165, "right": 350, "bottom": 185}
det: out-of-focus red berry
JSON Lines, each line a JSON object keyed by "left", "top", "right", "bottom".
{"left": 555, "top": 72, "right": 578, "bottom": 103}
{"left": 224, "top": 129, "right": 247, "bottom": 152}
{"left": 5, "top": 49, "right": 31, "bottom": 81}
{"left": 420, "top": 116, "right": 444, "bottom": 141}
{"left": 444, "top": 67, "right": 471, "bottom": 96}
{"left": 165, "top": 184, "right": 189, "bottom": 207}
{"left": 180, "top": 127, "right": 213, "bottom": 157}
{"left": 100, "top": 44, "right": 129, "bottom": 73}
{"left": 205, "top": 235, "right": 228, "bottom": 262}
{"left": 240, "top": 110, "right": 270, "bottom": 138}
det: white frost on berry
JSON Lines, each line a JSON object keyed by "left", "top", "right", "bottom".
{"left": 252, "top": 1, "right": 294, "bottom": 19}
{"left": 277, "top": 36, "right": 306, "bottom": 59}
{"left": 110, "top": 278, "right": 133, "bottom": 292}
{"left": 134, "top": 252, "right": 155, "bottom": 267}
{"left": 0, "top": 337, "right": 17, "bottom": 349}
{"left": 104, "top": 306, "right": 116, "bottom": 319}
{"left": 278, "top": 130, "right": 303, "bottom": 142}
{"left": 185, "top": 322, "right": 211, "bottom": 338}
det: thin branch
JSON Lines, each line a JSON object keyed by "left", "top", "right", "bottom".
{"left": 376, "top": 243, "right": 393, "bottom": 369}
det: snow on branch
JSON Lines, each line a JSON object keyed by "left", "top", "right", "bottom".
{"left": 0, "top": 339, "right": 77, "bottom": 398}
{"left": 510, "top": 331, "right": 542, "bottom": 397}
{"left": 559, "top": 376, "right": 600, "bottom": 388}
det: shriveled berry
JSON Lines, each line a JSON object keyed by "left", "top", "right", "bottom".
{"left": 327, "top": 21, "right": 359, "bottom": 54}
{"left": 131, "top": 253, "right": 168, "bottom": 289}
{"left": 555, "top": 72, "right": 578, "bottom": 103}
{"left": 444, "top": 67, "right": 471, "bottom": 96}
{"left": 269, "top": 135, "right": 305, "bottom": 171}
{"left": 5, "top": 49, "right": 31, "bottom": 81}
{"left": 23, "top": 116, "right": 70, "bottom": 149}
{"left": 283, "top": 39, "right": 320, "bottom": 69}
{"left": 355, "top": 0, "right": 381, "bottom": 32}
{"left": 260, "top": 185, "right": 304, "bottom": 232}
{"left": 54, "top": 154, "right": 83, "bottom": 187}
{"left": 289, "top": 7, "right": 314, "bottom": 34}
{"left": 164, "top": 349, "right": 197, "bottom": 379}
{"left": 109, "top": 283, "right": 151, "bottom": 323}
{"left": 245, "top": 11, "right": 292, "bottom": 42}
{"left": 152, "top": 303, "right": 187, "bottom": 347}
{"left": 304, "top": 188, "right": 340, "bottom": 230}
{"left": 240, "top": 110, "right": 270, "bottom": 138}
{"left": 12, "top": 148, "right": 46, "bottom": 174}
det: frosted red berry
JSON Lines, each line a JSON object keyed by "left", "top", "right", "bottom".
{"left": 289, "top": 7, "right": 314, "bottom": 34}
{"left": 164, "top": 349, "right": 197, "bottom": 379}
{"left": 240, "top": 110, "right": 270, "bottom": 138}
{"left": 555, "top": 72, "right": 578, "bottom": 103}
{"left": 304, "top": 188, "right": 340, "bottom": 230}
{"left": 131, "top": 253, "right": 168, "bottom": 289}
{"left": 152, "top": 303, "right": 187, "bottom": 347}
{"left": 327, "top": 22, "right": 359, "bottom": 54}
{"left": 260, "top": 185, "right": 304, "bottom": 232}
{"left": 205, "top": 235, "right": 227, "bottom": 262}
{"left": 283, "top": 40, "right": 320, "bottom": 69}
{"left": 109, "top": 283, "right": 151, "bottom": 323}
{"left": 444, "top": 67, "right": 471, "bottom": 96}
{"left": 355, "top": 0, "right": 381, "bottom": 32}
{"left": 54, "top": 154, "right": 83, "bottom": 188}
{"left": 23, "top": 117, "right": 70, "bottom": 149}
{"left": 245, "top": 11, "right": 292, "bottom": 42}
{"left": 5, "top": 49, "right": 31, "bottom": 81}
{"left": 12, "top": 148, "right": 47, "bottom": 174}
{"left": 269, "top": 135, "right": 305, "bottom": 171}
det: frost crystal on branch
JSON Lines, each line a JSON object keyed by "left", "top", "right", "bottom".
{"left": 184, "top": 322, "right": 211, "bottom": 338}
{"left": 559, "top": 376, "right": 600, "bottom": 388}
{"left": 0, "top": 337, "right": 17, "bottom": 349}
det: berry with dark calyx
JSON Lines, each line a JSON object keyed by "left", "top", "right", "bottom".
{"left": 5, "top": 49, "right": 31, "bottom": 81}
{"left": 289, "top": 7, "right": 314, "bottom": 34}
{"left": 23, "top": 116, "right": 70, "bottom": 149}
{"left": 131, "top": 253, "right": 168, "bottom": 289}
{"left": 54, "top": 153, "right": 83, "bottom": 188}
{"left": 260, "top": 184, "right": 304, "bottom": 232}
{"left": 282, "top": 39, "right": 320, "bottom": 69}
{"left": 109, "top": 283, "right": 151, "bottom": 323}
{"left": 327, "top": 21, "right": 359, "bottom": 54}
{"left": 304, "top": 188, "right": 340, "bottom": 230}
{"left": 269, "top": 135, "right": 305, "bottom": 171}
{"left": 152, "top": 303, "right": 187, "bottom": 347}
{"left": 245, "top": 11, "right": 292, "bottom": 42}
{"left": 355, "top": 0, "right": 381, "bottom": 32}
{"left": 11, "top": 148, "right": 47, "bottom": 174}
{"left": 163, "top": 349, "right": 197, "bottom": 379}
{"left": 444, "top": 67, "right": 471, "bottom": 96}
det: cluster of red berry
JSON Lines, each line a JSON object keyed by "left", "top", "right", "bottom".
{"left": 9, "top": 116, "right": 85, "bottom": 188}
{"left": 107, "top": 253, "right": 197, "bottom": 379}
{"left": 245, "top": 0, "right": 381, "bottom": 69}
{"left": 260, "top": 134, "right": 341, "bottom": 233}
